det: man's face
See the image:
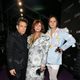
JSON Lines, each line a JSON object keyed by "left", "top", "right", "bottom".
{"left": 49, "top": 17, "right": 57, "bottom": 29}
{"left": 17, "top": 21, "right": 27, "bottom": 35}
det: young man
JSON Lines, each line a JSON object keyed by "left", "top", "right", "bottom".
{"left": 46, "top": 16, "right": 76, "bottom": 80}
{"left": 7, "top": 18, "right": 28, "bottom": 80}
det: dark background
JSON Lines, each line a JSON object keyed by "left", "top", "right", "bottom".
{"left": 0, "top": 0, "right": 80, "bottom": 79}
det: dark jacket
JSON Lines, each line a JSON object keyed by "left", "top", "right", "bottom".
{"left": 6, "top": 31, "right": 28, "bottom": 70}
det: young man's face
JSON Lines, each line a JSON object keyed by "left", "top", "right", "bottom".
{"left": 17, "top": 21, "right": 27, "bottom": 35}
{"left": 49, "top": 17, "right": 57, "bottom": 29}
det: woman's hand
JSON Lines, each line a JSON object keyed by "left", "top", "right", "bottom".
{"left": 40, "top": 64, "right": 46, "bottom": 71}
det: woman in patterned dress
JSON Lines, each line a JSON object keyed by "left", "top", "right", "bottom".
{"left": 26, "top": 20, "right": 50, "bottom": 80}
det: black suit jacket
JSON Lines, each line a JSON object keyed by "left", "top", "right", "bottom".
{"left": 6, "top": 31, "right": 28, "bottom": 70}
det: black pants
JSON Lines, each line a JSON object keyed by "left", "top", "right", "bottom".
{"left": 9, "top": 68, "right": 26, "bottom": 80}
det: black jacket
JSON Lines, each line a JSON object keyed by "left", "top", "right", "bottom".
{"left": 6, "top": 31, "right": 28, "bottom": 70}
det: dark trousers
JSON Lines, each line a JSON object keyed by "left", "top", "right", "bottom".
{"left": 9, "top": 68, "right": 26, "bottom": 80}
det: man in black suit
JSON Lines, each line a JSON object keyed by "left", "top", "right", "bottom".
{"left": 6, "top": 18, "right": 28, "bottom": 80}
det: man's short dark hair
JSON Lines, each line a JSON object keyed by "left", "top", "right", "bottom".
{"left": 17, "top": 17, "right": 28, "bottom": 25}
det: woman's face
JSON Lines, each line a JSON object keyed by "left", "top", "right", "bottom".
{"left": 34, "top": 22, "right": 42, "bottom": 32}
{"left": 49, "top": 17, "right": 57, "bottom": 29}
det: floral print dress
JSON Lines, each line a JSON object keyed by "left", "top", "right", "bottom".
{"left": 26, "top": 33, "right": 50, "bottom": 80}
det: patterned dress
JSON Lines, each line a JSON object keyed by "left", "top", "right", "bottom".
{"left": 26, "top": 33, "right": 50, "bottom": 80}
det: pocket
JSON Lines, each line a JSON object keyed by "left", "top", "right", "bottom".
{"left": 14, "top": 59, "right": 24, "bottom": 69}
{"left": 14, "top": 59, "right": 23, "bottom": 65}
